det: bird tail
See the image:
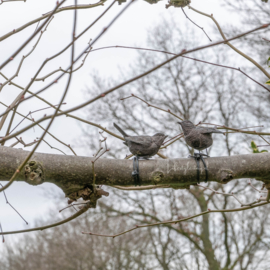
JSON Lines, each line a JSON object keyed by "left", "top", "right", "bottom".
{"left": 113, "top": 123, "right": 129, "bottom": 137}
{"left": 212, "top": 129, "right": 226, "bottom": 136}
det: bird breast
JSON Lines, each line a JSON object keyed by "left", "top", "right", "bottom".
{"left": 128, "top": 141, "right": 158, "bottom": 157}
{"left": 185, "top": 132, "right": 213, "bottom": 150}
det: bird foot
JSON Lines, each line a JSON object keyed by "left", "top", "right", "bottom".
{"left": 189, "top": 153, "right": 209, "bottom": 159}
{"left": 189, "top": 153, "right": 209, "bottom": 183}
{"left": 132, "top": 156, "right": 141, "bottom": 186}
{"left": 138, "top": 156, "right": 150, "bottom": 160}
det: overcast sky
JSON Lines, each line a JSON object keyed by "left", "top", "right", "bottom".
{"left": 0, "top": 0, "right": 260, "bottom": 246}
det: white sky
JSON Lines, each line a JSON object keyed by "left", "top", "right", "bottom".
{"left": 0, "top": 0, "right": 261, "bottom": 246}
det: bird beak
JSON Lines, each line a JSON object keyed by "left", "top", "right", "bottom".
{"left": 177, "top": 122, "right": 182, "bottom": 125}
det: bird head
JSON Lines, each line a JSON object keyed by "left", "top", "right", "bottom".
{"left": 177, "top": 120, "right": 195, "bottom": 135}
{"left": 153, "top": 133, "right": 167, "bottom": 146}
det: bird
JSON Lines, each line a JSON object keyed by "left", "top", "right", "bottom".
{"left": 114, "top": 123, "right": 167, "bottom": 158}
{"left": 114, "top": 123, "right": 167, "bottom": 186}
{"left": 177, "top": 120, "right": 225, "bottom": 156}
{"left": 178, "top": 120, "right": 225, "bottom": 183}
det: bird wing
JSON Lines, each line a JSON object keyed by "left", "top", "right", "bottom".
{"left": 196, "top": 127, "right": 222, "bottom": 134}
{"left": 185, "top": 132, "right": 201, "bottom": 148}
{"left": 125, "top": 136, "right": 152, "bottom": 146}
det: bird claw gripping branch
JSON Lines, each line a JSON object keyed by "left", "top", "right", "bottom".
{"left": 179, "top": 120, "right": 224, "bottom": 183}
{"left": 132, "top": 155, "right": 141, "bottom": 186}
{"left": 189, "top": 153, "right": 208, "bottom": 183}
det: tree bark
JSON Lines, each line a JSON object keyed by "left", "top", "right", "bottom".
{"left": 0, "top": 146, "right": 270, "bottom": 198}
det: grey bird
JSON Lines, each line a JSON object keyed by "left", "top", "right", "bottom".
{"left": 177, "top": 120, "right": 225, "bottom": 156}
{"left": 178, "top": 120, "right": 225, "bottom": 183}
{"left": 114, "top": 123, "right": 167, "bottom": 158}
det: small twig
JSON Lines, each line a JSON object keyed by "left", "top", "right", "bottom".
{"left": 14, "top": 136, "right": 39, "bottom": 147}
{"left": 82, "top": 201, "right": 270, "bottom": 238}
{"left": 35, "top": 47, "right": 92, "bottom": 82}
{"left": 92, "top": 131, "right": 109, "bottom": 185}
{"left": 161, "top": 135, "right": 184, "bottom": 149}
{"left": 197, "top": 183, "right": 263, "bottom": 207}
{"left": 267, "top": 190, "right": 270, "bottom": 202}
{"left": 248, "top": 179, "right": 267, "bottom": 193}
{"left": 121, "top": 94, "right": 183, "bottom": 120}
{"left": 0, "top": 200, "right": 93, "bottom": 236}
{"left": 1, "top": 104, "right": 18, "bottom": 146}
{"left": 181, "top": 7, "right": 211, "bottom": 42}
{"left": 262, "top": 37, "right": 270, "bottom": 42}
{"left": 0, "top": 0, "right": 26, "bottom": 5}
{"left": 258, "top": 135, "right": 270, "bottom": 146}
{"left": 0, "top": 16, "right": 54, "bottom": 92}
{"left": 42, "top": 138, "right": 67, "bottom": 155}
{"left": 89, "top": 45, "right": 270, "bottom": 92}
{"left": 189, "top": 5, "right": 270, "bottom": 80}
{"left": 0, "top": 223, "right": 4, "bottom": 243}
{"left": 8, "top": 140, "right": 19, "bottom": 148}
{"left": 201, "top": 122, "right": 269, "bottom": 136}
{"left": 42, "top": 0, "right": 107, "bottom": 16}
{"left": 0, "top": 183, "right": 28, "bottom": 224}
{"left": 9, "top": 103, "right": 66, "bottom": 135}
{"left": 0, "top": 101, "right": 76, "bottom": 155}
{"left": 59, "top": 202, "right": 89, "bottom": 213}
{"left": 0, "top": 0, "right": 65, "bottom": 70}
{"left": 162, "top": 133, "right": 183, "bottom": 145}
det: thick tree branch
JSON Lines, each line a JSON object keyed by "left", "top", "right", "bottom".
{"left": 0, "top": 146, "right": 270, "bottom": 198}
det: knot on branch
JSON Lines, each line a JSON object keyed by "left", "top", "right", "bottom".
{"left": 24, "top": 160, "right": 44, "bottom": 185}
{"left": 218, "top": 169, "right": 234, "bottom": 184}
{"left": 67, "top": 185, "right": 109, "bottom": 208}
{"left": 117, "top": 0, "right": 126, "bottom": 5}
{"left": 166, "top": 0, "right": 190, "bottom": 9}
{"left": 151, "top": 171, "right": 164, "bottom": 184}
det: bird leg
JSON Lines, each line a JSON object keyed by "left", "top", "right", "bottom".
{"left": 205, "top": 148, "right": 210, "bottom": 157}
{"left": 189, "top": 153, "right": 201, "bottom": 183}
{"left": 189, "top": 151, "right": 208, "bottom": 183}
{"left": 200, "top": 154, "right": 208, "bottom": 183}
{"left": 132, "top": 155, "right": 141, "bottom": 186}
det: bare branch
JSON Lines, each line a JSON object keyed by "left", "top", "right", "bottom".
{"left": 0, "top": 0, "right": 107, "bottom": 42}
{"left": 0, "top": 0, "right": 66, "bottom": 70}
{"left": 121, "top": 94, "right": 183, "bottom": 120}
{"left": 0, "top": 183, "right": 28, "bottom": 224}
{"left": 181, "top": 7, "right": 211, "bottom": 42}
{"left": 189, "top": 5, "right": 270, "bottom": 79}
{"left": 82, "top": 202, "right": 270, "bottom": 238}
{"left": 1, "top": 23, "right": 268, "bottom": 144}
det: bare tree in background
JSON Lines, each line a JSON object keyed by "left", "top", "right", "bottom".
{"left": 77, "top": 16, "right": 270, "bottom": 269}
{"left": 0, "top": 1, "right": 270, "bottom": 270}
{"left": 81, "top": 18, "right": 258, "bottom": 158}
{"left": 222, "top": 0, "right": 270, "bottom": 126}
